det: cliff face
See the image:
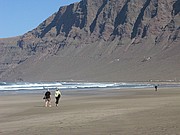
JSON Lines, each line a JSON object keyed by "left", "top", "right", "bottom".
{"left": 0, "top": 0, "right": 180, "bottom": 82}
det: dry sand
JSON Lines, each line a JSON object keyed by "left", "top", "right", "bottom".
{"left": 0, "top": 88, "right": 180, "bottom": 135}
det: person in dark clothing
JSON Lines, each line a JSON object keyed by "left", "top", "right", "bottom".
{"left": 44, "top": 89, "right": 51, "bottom": 107}
{"left": 155, "top": 85, "right": 158, "bottom": 91}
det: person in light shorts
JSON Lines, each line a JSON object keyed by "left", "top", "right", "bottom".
{"left": 44, "top": 89, "right": 51, "bottom": 107}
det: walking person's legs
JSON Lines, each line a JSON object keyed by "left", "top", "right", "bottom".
{"left": 45, "top": 98, "right": 51, "bottom": 107}
{"left": 48, "top": 99, "right": 51, "bottom": 107}
{"left": 45, "top": 99, "right": 48, "bottom": 107}
{"left": 55, "top": 97, "right": 60, "bottom": 106}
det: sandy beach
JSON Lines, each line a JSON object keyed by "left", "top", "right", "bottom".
{"left": 0, "top": 87, "right": 180, "bottom": 135}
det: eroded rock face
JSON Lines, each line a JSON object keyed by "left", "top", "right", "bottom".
{"left": 0, "top": 0, "right": 179, "bottom": 81}
{"left": 17, "top": 0, "right": 180, "bottom": 46}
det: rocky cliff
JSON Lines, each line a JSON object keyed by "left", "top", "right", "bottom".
{"left": 0, "top": 0, "right": 179, "bottom": 82}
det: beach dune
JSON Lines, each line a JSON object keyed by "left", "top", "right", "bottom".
{"left": 0, "top": 88, "right": 180, "bottom": 135}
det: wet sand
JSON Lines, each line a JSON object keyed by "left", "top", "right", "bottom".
{"left": 0, "top": 88, "right": 180, "bottom": 135}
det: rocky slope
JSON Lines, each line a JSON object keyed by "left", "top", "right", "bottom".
{"left": 0, "top": 0, "right": 179, "bottom": 82}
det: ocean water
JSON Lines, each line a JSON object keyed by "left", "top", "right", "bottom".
{"left": 0, "top": 81, "right": 179, "bottom": 95}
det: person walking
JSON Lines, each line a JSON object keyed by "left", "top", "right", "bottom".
{"left": 55, "top": 88, "right": 61, "bottom": 107}
{"left": 44, "top": 89, "right": 51, "bottom": 107}
{"left": 155, "top": 85, "right": 158, "bottom": 91}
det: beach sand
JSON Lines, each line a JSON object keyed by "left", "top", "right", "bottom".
{"left": 0, "top": 88, "right": 180, "bottom": 135}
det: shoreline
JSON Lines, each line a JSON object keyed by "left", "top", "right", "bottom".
{"left": 1, "top": 81, "right": 180, "bottom": 96}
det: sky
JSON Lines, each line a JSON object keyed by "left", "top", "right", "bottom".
{"left": 0, "top": 0, "right": 80, "bottom": 38}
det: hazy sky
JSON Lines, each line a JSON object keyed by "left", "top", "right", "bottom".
{"left": 0, "top": 0, "right": 80, "bottom": 38}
